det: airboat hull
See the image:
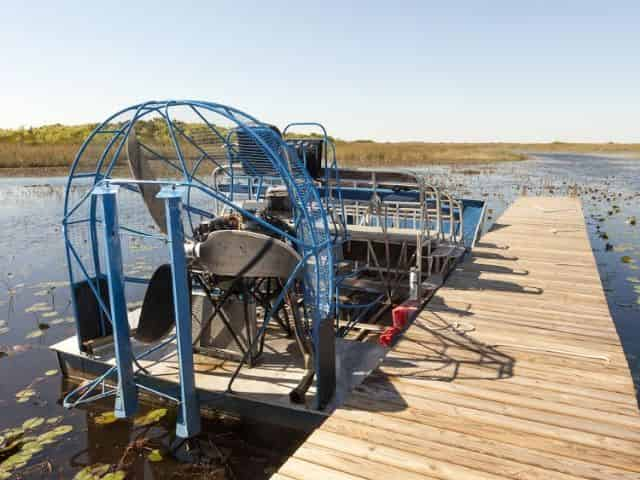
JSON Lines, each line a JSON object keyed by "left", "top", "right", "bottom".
{"left": 52, "top": 322, "right": 388, "bottom": 428}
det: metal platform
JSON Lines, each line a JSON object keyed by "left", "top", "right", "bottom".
{"left": 52, "top": 323, "right": 387, "bottom": 429}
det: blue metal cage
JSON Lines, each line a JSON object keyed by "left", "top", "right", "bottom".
{"left": 61, "top": 100, "right": 339, "bottom": 436}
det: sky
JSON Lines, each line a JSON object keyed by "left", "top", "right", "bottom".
{"left": 1, "top": 1, "right": 639, "bottom": 142}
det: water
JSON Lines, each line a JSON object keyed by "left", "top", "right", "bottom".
{"left": 1, "top": 153, "right": 639, "bottom": 477}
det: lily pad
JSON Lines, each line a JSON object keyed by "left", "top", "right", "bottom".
{"left": 24, "top": 303, "right": 51, "bottom": 313}
{"left": 102, "top": 471, "right": 126, "bottom": 480}
{"left": 46, "top": 416, "right": 62, "bottom": 425}
{"left": 147, "top": 449, "right": 163, "bottom": 462}
{"left": 94, "top": 412, "right": 118, "bottom": 425}
{"left": 20, "top": 440, "right": 44, "bottom": 455}
{"left": 25, "top": 330, "right": 43, "bottom": 339}
{"left": 0, "top": 422, "right": 74, "bottom": 479}
{"left": 73, "top": 463, "right": 110, "bottom": 480}
{"left": 15, "top": 388, "right": 36, "bottom": 403}
{"left": 38, "top": 424, "right": 73, "bottom": 445}
{"left": 134, "top": 408, "right": 167, "bottom": 426}
{"left": 22, "top": 417, "right": 45, "bottom": 430}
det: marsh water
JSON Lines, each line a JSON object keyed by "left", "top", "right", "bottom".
{"left": 0, "top": 153, "right": 639, "bottom": 478}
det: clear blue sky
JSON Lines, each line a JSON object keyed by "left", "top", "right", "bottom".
{"left": 1, "top": 1, "right": 638, "bottom": 142}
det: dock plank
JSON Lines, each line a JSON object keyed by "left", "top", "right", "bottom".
{"left": 275, "top": 197, "right": 640, "bottom": 479}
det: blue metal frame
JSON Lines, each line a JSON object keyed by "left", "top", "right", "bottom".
{"left": 157, "top": 186, "right": 201, "bottom": 438}
{"left": 61, "top": 100, "right": 340, "bottom": 431}
{"left": 94, "top": 184, "right": 138, "bottom": 417}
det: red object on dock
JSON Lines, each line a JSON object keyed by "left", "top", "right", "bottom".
{"left": 380, "top": 300, "right": 421, "bottom": 346}
{"left": 379, "top": 326, "right": 400, "bottom": 347}
{"left": 392, "top": 300, "right": 419, "bottom": 329}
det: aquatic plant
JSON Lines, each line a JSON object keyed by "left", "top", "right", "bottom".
{"left": 73, "top": 463, "right": 126, "bottom": 480}
{"left": 0, "top": 419, "right": 73, "bottom": 479}
{"left": 133, "top": 408, "right": 167, "bottom": 427}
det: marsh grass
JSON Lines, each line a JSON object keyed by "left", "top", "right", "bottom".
{"left": 1, "top": 123, "right": 639, "bottom": 175}
{"left": 335, "top": 141, "right": 527, "bottom": 167}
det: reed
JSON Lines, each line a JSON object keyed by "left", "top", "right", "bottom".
{"left": 0, "top": 123, "right": 638, "bottom": 175}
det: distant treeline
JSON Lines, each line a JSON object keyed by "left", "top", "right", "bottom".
{"left": 0, "top": 122, "right": 638, "bottom": 173}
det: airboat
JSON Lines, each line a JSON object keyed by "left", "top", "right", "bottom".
{"left": 51, "top": 100, "right": 486, "bottom": 437}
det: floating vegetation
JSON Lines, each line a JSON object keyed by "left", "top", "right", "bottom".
{"left": 44, "top": 369, "right": 58, "bottom": 376}
{"left": 74, "top": 464, "right": 110, "bottom": 480}
{"left": 22, "top": 417, "right": 45, "bottom": 430}
{"left": 25, "top": 329, "right": 43, "bottom": 339}
{"left": 621, "top": 256, "right": 634, "bottom": 264}
{"left": 72, "top": 463, "right": 126, "bottom": 480}
{"left": 15, "top": 389, "right": 36, "bottom": 403}
{"left": 45, "top": 416, "right": 62, "bottom": 425}
{"left": 24, "top": 302, "right": 52, "bottom": 313}
{"left": 133, "top": 408, "right": 167, "bottom": 427}
{"left": 93, "top": 411, "right": 118, "bottom": 425}
{"left": 147, "top": 449, "right": 163, "bottom": 462}
{"left": 627, "top": 216, "right": 637, "bottom": 226}
{"left": 0, "top": 419, "right": 73, "bottom": 479}
{"left": 31, "top": 280, "right": 68, "bottom": 290}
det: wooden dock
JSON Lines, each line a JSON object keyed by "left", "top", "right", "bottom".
{"left": 274, "top": 196, "right": 640, "bottom": 480}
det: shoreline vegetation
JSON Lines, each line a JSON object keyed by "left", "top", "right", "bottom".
{"left": 1, "top": 123, "right": 639, "bottom": 176}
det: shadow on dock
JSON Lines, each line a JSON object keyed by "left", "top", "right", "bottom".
{"left": 386, "top": 312, "right": 514, "bottom": 383}
{"left": 338, "top": 310, "right": 515, "bottom": 414}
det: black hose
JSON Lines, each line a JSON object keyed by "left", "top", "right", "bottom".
{"left": 289, "top": 370, "right": 315, "bottom": 404}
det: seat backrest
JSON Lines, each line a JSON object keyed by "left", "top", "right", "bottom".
{"left": 197, "top": 229, "right": 301, "bottom": 279}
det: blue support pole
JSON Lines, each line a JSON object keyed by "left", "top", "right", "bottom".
{"left": 157, "top": 186, "right": 201, "bottom": 438}
{"left": 93, "top": 184, "right": 138, "bottom": 418}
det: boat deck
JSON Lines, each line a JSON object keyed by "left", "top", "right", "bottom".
{"left": 274, "top": 196, "right": 640, "bottom": 480}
